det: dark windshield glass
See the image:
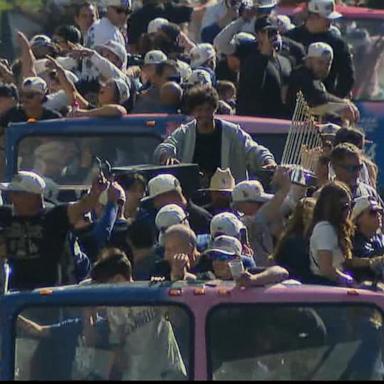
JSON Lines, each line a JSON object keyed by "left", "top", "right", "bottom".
{"left": 207, "top": 304, "right": 384, "bottom": 380}
{"left": 14, "top": 304, "right": 192, "bottom": 380}
{"left": 16, "top": 133, "right": 161, "bottom": 186}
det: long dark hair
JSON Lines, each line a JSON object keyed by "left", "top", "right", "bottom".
{"left": 308, "top": 181, "right": 354, "bottom": 259}
{"left": 273, "top": 197, "right": 316, "bottom": 263}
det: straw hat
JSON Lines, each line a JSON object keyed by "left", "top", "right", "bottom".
{"left": 200, "top": 168, "right": 235, "bottom": 192}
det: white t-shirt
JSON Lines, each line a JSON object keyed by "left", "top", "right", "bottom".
{"left": 310, "top": 221, "right": 344, "bottom": 276}
{"left": 85, "top": 17, "right": 126, "bottom": 49}
{"left": 107, "top": 306, "right": 187, "bottom": 380}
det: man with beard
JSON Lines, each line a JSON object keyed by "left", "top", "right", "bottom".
{"left": 286, "top": 42, "right": 358, "bottom": 121}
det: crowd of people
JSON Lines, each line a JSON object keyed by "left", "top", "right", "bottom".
{"left": 0, "top": 0, "right": 382, "bottom": 294}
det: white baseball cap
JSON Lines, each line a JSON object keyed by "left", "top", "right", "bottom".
{"left": 155, "top": 204, "right": 188, "bottom": 231}
{"left": 351, "top": 196, "right": 382, "bottom": 222}
{"left": 142, "top": 174, "right": 182, "bottom": 201}
{"left": 105, "top": 0, "right": 131, "bottom": 8}
{"left": 255, "top": 0, "right": 277, "bottom": 9}
{"left": 177, "top": 60, "right": 192, "bottom": 84}
{"left": 0, "top": 171, "right": 46, "bottom": 195}
{"left": 30, "top": 34, "right": 53, "bottom": 47}
{"left": 232, "top": 180, "right": 273, "bottom": 204}
{"left": 147, "top": 18, "right": 169, "bottom": 34}
{"left": 205, "top": 235, "right": 242, "bottom": 256}
{"left": 186, "top": 69, "right": 212, "bottom": 87}
{"left": 306, "top": 42, "right": 334, "bottom": 62}
{"left": 308, "top": 0, "right": 342, "bottom": 20}
{"left": 190, "top": 43, "right": 216, "bottom": 69}
{"left": 112, "top": 78, "right": 130, "bottom": 103}
{"left": 275, "top": 15, "right": 295, "bottom": 33}
{"left": 95, "top": 40, "right": 127, "bottom": 70}
{"left": 144, "top": 50, "right": 167, "bottom": 65}
{"left": 318, "top": 123, "right": 341, "bottom": 136}
{"left": 210, "top": 212, "right": 245, "bottom": 239}
{"left": 22, "top": 77, "right": 48, "bottom": 95}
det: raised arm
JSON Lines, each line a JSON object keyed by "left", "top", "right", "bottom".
{"left": 67, "top": 172, "right": 109, "bottom": 227}
{"left": 16, "top": 30, "right": 37, "bottom": 80}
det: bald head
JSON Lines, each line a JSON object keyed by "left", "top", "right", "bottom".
{"left": 160, "top": 81, "right": 183, "bottom": 107}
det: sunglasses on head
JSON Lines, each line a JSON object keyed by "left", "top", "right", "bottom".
{"left": 339, "top": 163, "right": 363, "bottom": 173}
{"left": 206, "top": 251, "right": 237, "bottom": 262}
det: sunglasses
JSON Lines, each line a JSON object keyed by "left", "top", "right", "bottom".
{"left": 206, "top": 251, "right": 237, "bottom": 262}
{"left": 338, "top": 163, "right": 363, "bottom": 173}
{"left": 112, "top": 6, "right": 130, "bottom": 14}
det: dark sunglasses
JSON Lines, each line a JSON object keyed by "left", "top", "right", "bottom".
{"left": 112, "top": 6, "right": 130, "bottom": 14}
{"left": 339, "top": 163, "right": 363, "bottom": 173}
{"left": 206, "top": 251, "right": 236, "bottom": 262}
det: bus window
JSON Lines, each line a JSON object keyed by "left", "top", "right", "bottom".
{"left": 14, "top": 304, "right": 192, "bottom": 381}
{"left": 207, "top": 304, "right": 384, "bottom": 380}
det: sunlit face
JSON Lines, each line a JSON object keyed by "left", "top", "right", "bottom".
{"left": 20, "top": 90, "right": 45, "bottom": 110}
{"left": 75, "top": 4, "right": 97, "bottom": 33}
{"left": 107, "top": 6, "right": 130, "bottom": 28}
{"left": 333, "top": 154, "right": 362, "bottom": 187}
{"left": 9, "top": 191, "right": 43, "bottom": 215}
{"left": 98, "top": 80, "right": 118, "bottom": 105}
{"left": 125, "top": 182, "right": 145, "bottom": 212}
{"left": 308, "top": 57, "right": 332, "bottom": 80}
{"left": 357, "top": 207, "right": 383, "bottom": 234}
{"left": 190, "top": 102, "right": 217, "bottom": 129}
{"left": 153, "top": 190, "right": 184, "bottom": 210}
{"left": 98, "top": 47, "right": 122, "bottom": 69}
{"left": 164, "top": 233, "right": 193, "bottom": 262}
{"left": 235, "top": 201, "right": 263, "bottom": 216}
{"left": 212, "top": 259, "right": 233, "bottom": 280}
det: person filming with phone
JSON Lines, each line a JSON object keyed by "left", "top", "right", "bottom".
{"left": 237, "top": 16, "right": 292, "bottom": 118}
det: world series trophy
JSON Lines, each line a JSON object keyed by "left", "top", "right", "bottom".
{"left": 281, "top": 91, "right": 322, "bottom": 187}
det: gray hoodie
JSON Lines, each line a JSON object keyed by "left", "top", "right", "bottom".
{"left": 153, "top": 118, "right": 275, "bottom": 183}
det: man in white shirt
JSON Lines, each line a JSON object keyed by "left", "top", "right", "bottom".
{"left": 85, "top": 0, "right": 131, "bottom": 49}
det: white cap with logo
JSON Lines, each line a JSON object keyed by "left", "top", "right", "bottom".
{"left": 351, "top": 196, "right": 382, "bottom": 222}
{"left": 0, "top": 171, "right": 46, "bottom": 195}
{"left": 190, "top": 43, "right": 216, "bottom": 69}
{"left": 142, "top": 174, "right": 182, "bottom": 201}
{"left": 22, "top": 77, "right": 48, "bottom": 95}
{"left": 205, "top": 235, "right": 242, "bottom": 256}
{"left": 186, "top": 69, "right": 212, "bottom": 87}
{"left": 112, "top": 78, "right": 130, "bottom": 103}
{"left": 95, "top": 40, "right": 127, "bottom": 70}
{"left": 210, "top": 212, "right": 245, "bottom": 239}
{"left": 232, "top": 180, "right": 273, "bottom": 204}
{"left": 308, "top": 0, "right": 342, "bottom": 20}
{"left": 177, "top": 60, "right": 192, "bottom": 84}
{"left": 144, "top": 50, "right": 167, "bottom": 65}
{"left": 104, "top": 0, "right": 131, "bottom": 8}
{"left": 155, "top": 204, "right": 188, "bottom": 231}
{"left": 306, "top": 42, "right": 334, "bottom": 62}
{"left": 147, "top": 17, "right": 169, "bottom": 34}
{"left": 255, "top": 0, "right": 277, "bottom": 8}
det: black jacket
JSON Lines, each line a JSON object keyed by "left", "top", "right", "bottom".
{"left": 285, "top": 25, "right": 355, "bottom": 98}
{"left": 237, "top": 50, "right": 291, "bottom": 119}
{"left": 286, "top": 65, "right": 343, "bottom": 115}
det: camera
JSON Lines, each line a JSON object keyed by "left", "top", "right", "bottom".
{"left": 267, "top": 29, "right": 282, "bottom": 52}
{"left": 126, "top": 54, "right": 144, "bottom": 67}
